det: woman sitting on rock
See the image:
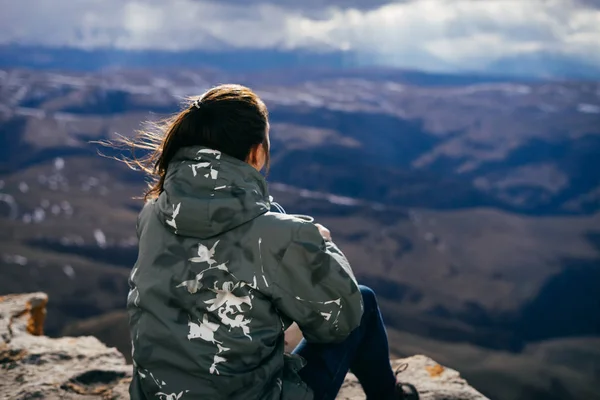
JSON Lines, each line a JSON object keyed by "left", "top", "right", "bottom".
{"left": 120, "top": 84, "right": 419, "bottom": 400}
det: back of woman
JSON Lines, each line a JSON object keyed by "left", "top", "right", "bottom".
{"left": 124, "top": 85, "right": 365, "bottom": 400}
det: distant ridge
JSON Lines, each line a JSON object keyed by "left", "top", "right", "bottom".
{"left": 1, "top": 44, "right": 592, "bottom": 81}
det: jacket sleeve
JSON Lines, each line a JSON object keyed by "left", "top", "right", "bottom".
{"left": 271, "top": 222, "right": 363, "bottom": 343}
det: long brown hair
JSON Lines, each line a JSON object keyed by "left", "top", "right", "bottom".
{"left": 102, "top": 84, "right": 270, "bottom": 201}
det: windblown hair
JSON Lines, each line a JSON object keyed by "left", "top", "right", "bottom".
{"left": 102, "top": 84, "right": 270, "bottom": 201}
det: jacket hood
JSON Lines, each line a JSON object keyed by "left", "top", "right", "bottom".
{"left": 156, "top": 146, "right": 270, "bottom": 239}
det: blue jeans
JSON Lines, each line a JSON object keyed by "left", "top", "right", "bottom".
{"left": 292, "top": 285, "right": 396, "bottom": 400}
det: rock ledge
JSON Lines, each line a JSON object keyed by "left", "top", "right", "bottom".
{"left": 1, "top": 293, "right": 488, "bottom": 400}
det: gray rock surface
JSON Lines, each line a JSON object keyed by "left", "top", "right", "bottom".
{"left": 0, "top": 293, "right": 131, "bottom": 400}
{"left": 1, "top": 293, "right": 489, "bottom": 399}
{"left": 338, "top": 357, "right": 489, "bottom": 400}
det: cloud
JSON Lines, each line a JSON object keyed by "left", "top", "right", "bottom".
{"left": 0, "top": 0, "right": 304, "bottom": 50}
{"left": 284, "top": 0, "right": 600, "bottom": 69}
{"left": 0, "top": 0, "right": 599, "bottom": 72}
{"left": 203, "top": 0, "right": 404, "bottom": 13}
{"left": 576, "top": 0, "right": 600, "bottom": 7}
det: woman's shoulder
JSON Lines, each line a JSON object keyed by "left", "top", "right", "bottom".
{"left": 252, "top": 212, "right": 315, "bottom": 243}
{"left": 136, "top": 199, "right": 157, "bottom": 233}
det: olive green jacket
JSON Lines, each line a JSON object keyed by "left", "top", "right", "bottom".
{"left": 128, "top": 146, "right": 363, "bottom": 400}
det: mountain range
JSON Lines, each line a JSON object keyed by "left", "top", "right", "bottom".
{"left": 0, "top": 63, "right": 599, "bottom": 400}
{"left": 2, "top": 44, "right": 600, "bottom": 79}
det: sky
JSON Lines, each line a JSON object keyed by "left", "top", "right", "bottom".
{"left": 1, "top": 0, "right": 599, "bottom": 72}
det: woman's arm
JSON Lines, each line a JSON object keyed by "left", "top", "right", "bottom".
{"left": 271, "top": 222, "right": 363, "bottom": 344}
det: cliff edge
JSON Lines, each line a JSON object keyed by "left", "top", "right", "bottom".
{"left": 0, "top": 293, "right": 489, "bottom": 400}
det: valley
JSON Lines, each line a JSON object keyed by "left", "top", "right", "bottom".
{"left": 0, "top": 67, "right": 599, "bottom": 400}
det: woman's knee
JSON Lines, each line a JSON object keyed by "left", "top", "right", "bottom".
{"left": 358, "top": 285, "right": 378, "bottom": 313}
